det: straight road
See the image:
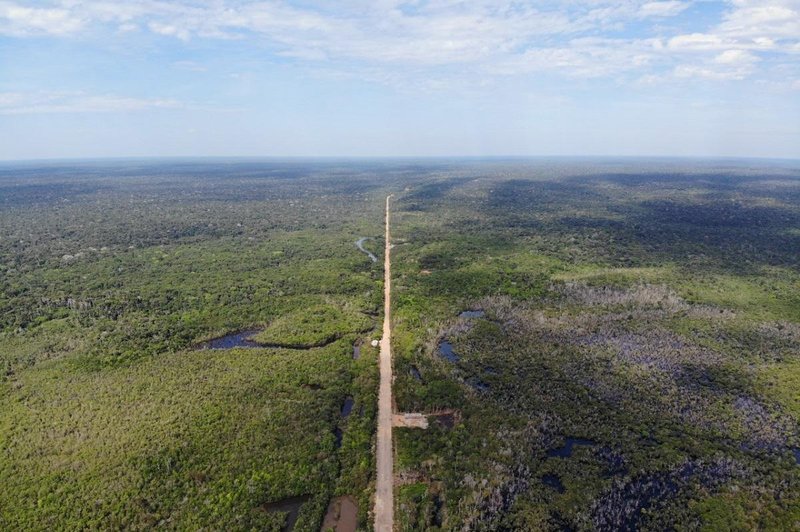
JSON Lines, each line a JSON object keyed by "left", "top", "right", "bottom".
{"left": 374, "top": 195, "right": 394, "bottom": 531}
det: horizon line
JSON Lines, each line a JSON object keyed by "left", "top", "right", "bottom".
{"left": 2, "top": 154, "right": 800, "bottom": 165}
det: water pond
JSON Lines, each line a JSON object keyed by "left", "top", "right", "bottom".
{"left": 541, "top": 474, "right": 565, "bottom": 493}
{"left": 202, "top": 330, "right": 262, "bottom": 349}
{"left": 355, "top": 237, "right": 378, "bottom": 263}
{"left": 438, "top": 341, "right": 459, "bottom": 363}
{"left": 341, "top": 396, "right": 354, "bottom": 418}
{"left": 321, "top": 495, "right": 358, "bottom": 532}
{"left": 262, "top": 495, "right": 310, "bottom": 532}
{"left": 547, "top": 437, "right": 596, "bottom": 458}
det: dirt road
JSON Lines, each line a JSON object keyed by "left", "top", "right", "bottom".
{"left": 374, "top": 195, "right": 394, "bottom": 531}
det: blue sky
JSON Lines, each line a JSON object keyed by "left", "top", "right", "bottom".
{"left": 1, "top": 0, "right": 799, "bottom": 159}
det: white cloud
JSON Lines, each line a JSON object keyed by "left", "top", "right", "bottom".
{"left": 0, "top": 91, "right": 181, "bottom": 114}
{"left": 0, "top": 1, "right": 83, "bottom": 36}
{"left": 719, "top": 1, "right": 800, "bottom": 40}
{"left": 490, "top": 37, "right": 660, "bottom": 79}
{"left": 668, "top": 32, "right": 726, "bottom": 50}
{"left": 638, "top": 1, "right": 689, "bottom": 18}
{"left": 673, "top": 64, "right": 749, "bottom": 80}
{"left": 669, "top": 1, "right": 799, "bottom": 52}
{"left": 714, "top": 49, "right": 758, "bottom": 65}
{"left": 1, "top": 0, "right": 798, "bottom": 86}
{"left": 660, "top": 1, "right": 799, "bottom": 84}
{"left": 673, "top": 48, "right": 759, "bottom": 80}
{"left": 148, "top": 21, "right": 190, "bottom": 41}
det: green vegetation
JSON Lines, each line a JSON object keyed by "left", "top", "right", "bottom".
{"left": 1, "top": 342, "right": 366, "bottom": 530}
{"left": 0, "top": 160, "right": 397, "bottom": 530}
{"left": 2, "top": 158, "right": 800, "bottom": 530}
{"left": 389, "top": 160, "right": 800, "bottom": 530}
{"left": 254, "top": 303, "right": 373, "bottom": 348}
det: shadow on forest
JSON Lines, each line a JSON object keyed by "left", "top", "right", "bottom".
{"left": 403, "top": 178, "right": 474, "bottom": 210}
{"left": 0, "top": 160, "right": 393, "bottom": 208}
{"left": 478, "top": 175, "right": 800, "bottom": 275}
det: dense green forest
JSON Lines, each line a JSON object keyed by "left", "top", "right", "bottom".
{"left": 0, "top": 160, "right": 403, "bottom": 530}
{"left": 1, "top": 158, "right": 799, "bottom": 530}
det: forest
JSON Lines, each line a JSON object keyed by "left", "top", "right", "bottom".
{"left": 389, "top": 159, "right": 800, "bottom": 530}
{"left": 1, "top": 158, "right": 799, "bottom": 530}
{"left": 0, "top": 160, "right": 399, "bottom": 530}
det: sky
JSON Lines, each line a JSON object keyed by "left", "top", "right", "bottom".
{"left": 1, "top": 0, "right": 799, "bottom": 160}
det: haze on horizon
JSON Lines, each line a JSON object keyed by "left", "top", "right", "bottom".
{"left": 1, "top": 0, "right": 799, "bottom": 161}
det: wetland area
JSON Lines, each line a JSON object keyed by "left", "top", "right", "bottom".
{"left": 1, "top": 158, "right": 799, "bottom": 530}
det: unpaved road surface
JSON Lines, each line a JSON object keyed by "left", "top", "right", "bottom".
{"left": 374, "top": 195, "right": 394, "bottom": 531}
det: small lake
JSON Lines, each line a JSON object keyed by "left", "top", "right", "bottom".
{"left": 459, "top": 310, "right": 485, "bottom": 319}
{"left": 410, "top": 365, "right": 422, "bottom": 381}
{"left": 438, "top": 341, "right": 459, "bottom": 363}
{"left": 202, "top": 329, "right": 262, "bottom": 349}
{"left": 541, "top": 474, "right": 565, "bottom": 493}
{"left": 793, "top": 448, "right": 800, "bottom": 465}
{"left": 341, "top": 397, "right": 354, "bottom": 418}
{"left": 321, "top": 495, "right": 358, "bottom": 532}
{"left": 262, "top": 495, "right": 310, "bottom": 532}
{"left": 355, "top": 237, "right": 378, "bottom": 263}
{"left": 547, "top": 437, "right": 596, "bottom": 458}
{"left": 431, "top": 492, "right": 444, "bottom": 527}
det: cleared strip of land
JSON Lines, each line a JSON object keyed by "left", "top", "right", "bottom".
{"left": 374, "top": 195, "right": 394, "bottom": 531}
